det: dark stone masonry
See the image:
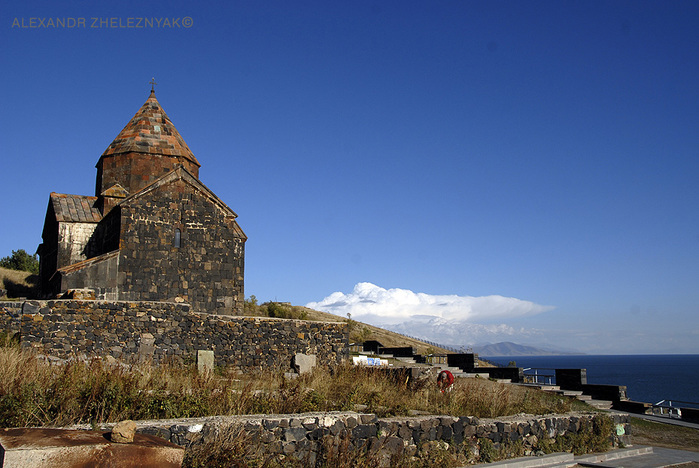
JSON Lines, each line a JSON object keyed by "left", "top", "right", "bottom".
{"left": 80, "top": 411, "right": 630, "bottom": 463}
{"left": 1, "top": 300, "right": 348, "bottom": 370}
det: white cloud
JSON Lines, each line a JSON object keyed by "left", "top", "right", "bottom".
{"left": 306, "top": 283, "right": 555, "bottom": 349}
{"left": 306, "top": 282, "right": 553, "bottom": 325}
{"left": 306, "top": 283, "right": 698, "bottom": 354}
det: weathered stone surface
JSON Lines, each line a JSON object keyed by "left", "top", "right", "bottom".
{"left": 112, "top": 420, "right": 137, "bottom": 443}
{"left": 283, "top": 427, "right": 307, "bottom": 442}
{"left": 63, "top": 289, "right": 96, "bottom": 300}
{"left": 197, "top": 350, "right": 214, "bottom": 374}
{"left": 138, "top": 333, "right": 156, "bottom": 362}
{"left": 0, "top": 427, "right": 183, "bottom": 467}
{"left": 293, "top": 353, "right": 317, "bottom": 374}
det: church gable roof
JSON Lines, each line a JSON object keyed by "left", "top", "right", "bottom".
{"left": 119, "top": 166, "right": 244, "bottom": 236}
{"left": 50, "top": 193, "right": 103, "bottom": 223}
{"left": 100, "top": 91, "right": 200, "bottom": 167}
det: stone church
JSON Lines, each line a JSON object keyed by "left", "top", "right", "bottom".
{"left": 38, "top": 89, "right": 246, "bottom": 314}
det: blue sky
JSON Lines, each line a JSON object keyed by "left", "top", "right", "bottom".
{"left": 1, "top": 1, "right": 697, "bottom": 354}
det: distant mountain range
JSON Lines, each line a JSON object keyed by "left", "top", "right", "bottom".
{"left": 473, "top": 341, "right": 582, "bottom": 356}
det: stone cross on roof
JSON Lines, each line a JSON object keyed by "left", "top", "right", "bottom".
{"left": 149, "top": 77, "right": 157, "bottom": 92}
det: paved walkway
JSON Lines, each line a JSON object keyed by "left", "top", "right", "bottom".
{"left": 588, "top": 446, "right": 699, "bottom": 467}
{"left": 471, "top": 446, "right": 699, "bottom": 468}
{"left": 609, "top": 409, "right": 699, "bottom": 431}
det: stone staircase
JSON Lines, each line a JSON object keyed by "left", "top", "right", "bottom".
{"left": 584, "top": 399, "right": 614, "bottom": 410}
{"left": 362, "top": 348, "right": 616, "bottom": 409}
{"left": 514, "top": 384, "right": 612, "bottom": 409}
{"left": 387, "top": 356, "right": 490, "bottom": 378}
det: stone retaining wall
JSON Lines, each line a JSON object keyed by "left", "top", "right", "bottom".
{"left": 1, "top": 300, "right": 348, "bottom": 370}
{"left": 80, "top": 411, "right": 630, "bottom": 464}
{"left": 0, "top": 301, "right": 22, "bottom": 336}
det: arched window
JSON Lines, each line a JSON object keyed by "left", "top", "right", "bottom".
{"left": 174, "top": 228, "right": 181, "bottom": 248}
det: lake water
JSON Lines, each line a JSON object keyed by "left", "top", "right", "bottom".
{"left": 482, "top": 354, "right": 699, "bottom": 406}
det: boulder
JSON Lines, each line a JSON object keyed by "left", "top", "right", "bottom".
{"left": 111, "top": 420, "right": 137, "bottom": 443}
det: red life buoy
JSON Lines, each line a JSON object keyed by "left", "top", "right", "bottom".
{"left": 437, "top": 370, "right": 455, "bottom": 392}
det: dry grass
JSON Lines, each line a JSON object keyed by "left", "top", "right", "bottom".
{"left": 0, "top": 266, "right": 39, "bottom": 299}
{"left": 627, "top": 417, "right": 699, "bottom": 452}
{"left": 0, "top": 343, "right": 584, "bottom": 428}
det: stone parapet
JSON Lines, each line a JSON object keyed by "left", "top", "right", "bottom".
{"left": 0, "top": 301, "right": 25, "bottom": 336}
{"left": 8, "top": 300, "right": 348, "bottom": 370}
{"left": 73, "top": 411, "right": 630, "bottom": 463}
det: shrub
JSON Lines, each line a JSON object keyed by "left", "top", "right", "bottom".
{"left": 0, "top": 249, "right": 39, "bottom": 274}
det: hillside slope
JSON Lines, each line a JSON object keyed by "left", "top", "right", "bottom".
{"left": 475, "top": 341, "right": 579, "bottom": 356}
{"left": 245, "top": 302, "right": 454, "bottom": 355}
{"left": 0, "top": 266, "right": 39, "bottom": 299}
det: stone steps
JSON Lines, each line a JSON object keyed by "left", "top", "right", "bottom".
{"left": 468, "top": 452, "right": 575, "bottom": 468}
{"left": 366, "top": 353, "right": 604, "bottom": 406}
{"left": 434, "top": 364, "right": 463, "bottom": 372}
{"left": 585, "top": 399, "right": 614, "bottom": 410}
{"left": 574, "top": 446, "right": 653, "bottom": 465}
{"left": 463, "top": 372, "right": 492, "bottom": 379}
{"left": 394, "top": 357, "right": 417, "bottom": 364}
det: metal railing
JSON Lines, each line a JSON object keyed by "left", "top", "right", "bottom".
{"left": 522, "top": 368, "right": 556, "bottom": 386}
{"left": 652, "top": 399, "right": 699, "bottom": 418}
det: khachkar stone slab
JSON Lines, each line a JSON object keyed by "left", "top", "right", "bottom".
{"left": 0, "top": 427, "right": 184, "bottom": 468}
{"left": 197, "top": 350, "right": 214, "bottom": 374}
{"left": 293, "top": 353, "right": 317, "bottom": 374}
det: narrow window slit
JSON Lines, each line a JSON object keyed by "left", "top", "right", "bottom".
{"left": 174, "top": 228, "right": 181, "bottom": 248}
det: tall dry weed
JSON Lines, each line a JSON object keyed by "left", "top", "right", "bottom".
{"left": 0, "top": 344, "right": 577, "bottom": 429}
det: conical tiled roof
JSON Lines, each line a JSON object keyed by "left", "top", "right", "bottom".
{"left": 101, "top": 91, "right": 200, "bottom": 167}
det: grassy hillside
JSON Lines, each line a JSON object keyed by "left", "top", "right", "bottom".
{"left": 244, "top": 301, "right": 454, "bottom": 355}
{"left": 0, "top": 266, "right": 39, "bottom": 299}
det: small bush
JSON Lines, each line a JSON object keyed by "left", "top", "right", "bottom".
{"left": 264, "top": 302, "right": 308, "bottom": 320}
{"left": 0, "top": 249, "right": 39, "bottom": 274}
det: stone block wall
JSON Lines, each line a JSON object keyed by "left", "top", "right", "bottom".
{"left": 0, "top": 301, "right": 23, "bottom": 336}
{"left": 118, "top": 178, "right": 245, "bottom": 314}
{"left": 82, "top": 411, "right": 630, "bottom": 464}
{"left": 582, "top": 384, "right": 628, "bottom": 402}
{"left": 59, "top": 251, "right": 120, "bottom": 300}
{"left": 6, "top": 300, "right": 347, "bottom": 370}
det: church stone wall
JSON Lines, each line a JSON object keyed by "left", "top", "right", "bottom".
{"left": 118, "top": 179, "right": 245, "bottom": 314}
{"left": 6, "top": 300, "right": 347, "bottom": 370}
{"left": 57, "top": 222, "right": 99, "bottom": 267}
{"left": 60, "top": 251, "right": 120, "bottom": 300}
